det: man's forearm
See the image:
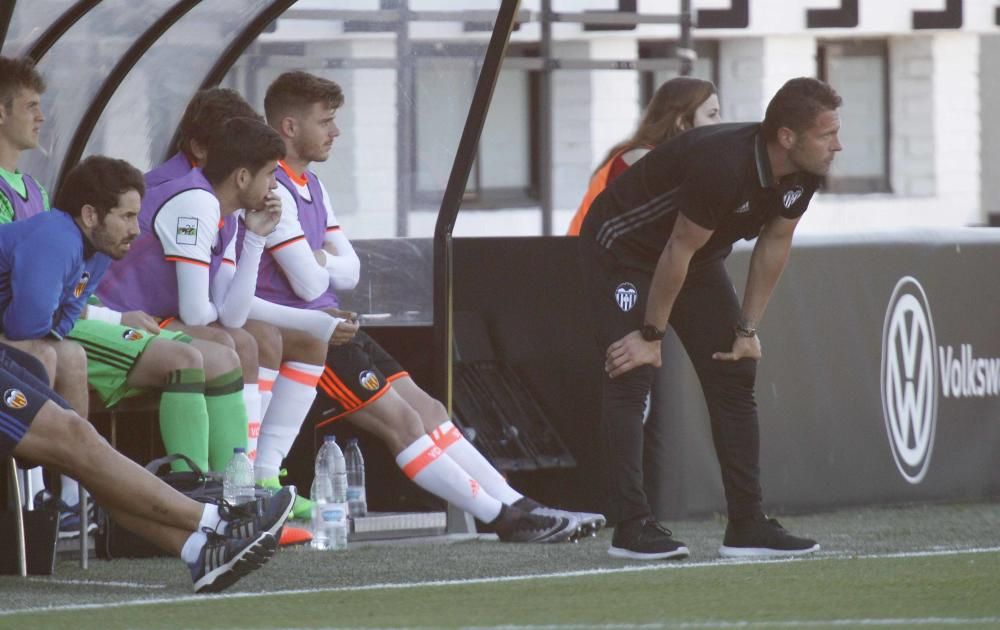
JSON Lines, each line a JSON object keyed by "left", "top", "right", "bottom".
{"left": 644, "top": 240, "right": 694, "bottom": 331}
{"left": 740, "top": 231, "right": 793, "bottom": 328}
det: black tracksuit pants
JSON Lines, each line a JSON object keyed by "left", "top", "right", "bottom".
{"left": 580, "top": 238, "right": 764, "bottom": 524}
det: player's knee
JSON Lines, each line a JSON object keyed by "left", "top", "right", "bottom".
{"left": 53, "top": 411, "right": 108, "bottom": 469}
{"left": 246, "top": 323, "right": 281, "bottom": 367}
{"left": 31, "top": 343, "right": 58, "bottom": 383}
{"left": 196, "top": 326, "right": 236, "bottom": 350}
{"left": 424, "top": 398, "right": 449, "bottom": 426}
{"left": 227, "top": 328, "right": 261, "bottom": 371}
{"left": 388, "top": 404, "right": 426, "bottom": 442}
{"left": 160, "top": 341, "right": 204, "bottom": 371}
{"left": 55, "top": 339, "right": 88, "bottom": 371}
{"left": 283, "top": 329, "right": 327, "bottom": 364}
{"left": 304, "top": 336, "right": 326, "bottom": 365}
{"left": 188, "top": 339, "right": 240, "bottom": 378}
{"left": 214, "top": 344, "right": 241, "bottom": 374}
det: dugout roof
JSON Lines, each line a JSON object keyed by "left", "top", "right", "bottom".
{"left": 0, "top": 0, "right": 518, "bottom": 401}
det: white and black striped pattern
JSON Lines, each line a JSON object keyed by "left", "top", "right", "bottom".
{"left": 218, "top": 500, "right": 257, "bottom": 539}
{"left": 191, "top": 529, "right": 276, "bottom": 594}
{"left": 596, "top": 188, "right": 679, "bottom": 251}
{"left": 219, "top": 487, "right": 295, "bottom": 541}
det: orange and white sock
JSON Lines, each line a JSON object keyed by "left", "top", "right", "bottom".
{"left": 258, "top": 366, "right": 278, "bottom": 419}
{"left": 396, "top": 434, "right": 502, "bottom": 523}
{"left": 242, "top": 383, "right": 261, "bottom": 460}
{"left": 431, "top": 420, "right": 522, "bottom": 505}
{"left": 254, "top": 362, "right": 322, "bottom": 481}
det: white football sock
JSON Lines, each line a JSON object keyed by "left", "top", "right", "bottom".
{"left": 60, "top": 475, "right": 81, "bottom": 506}
{"left": 181, "top": 531, "right": 208, "bottom": 565}
{"left": 431, "top": 421, "right": 523, "bottom": 504}
{"left": 396, "top": 434, "right": 502, "bottom": 523}
{"left": 242, "top": 383, "right": 261, "bottom": 461}
{"left": 255, "top": 362, "right": 322, "bottom": 481}
{"left": 27, "top": 467, "right": 45, "bottom": 505}
{"left": 258, "top": 366, "right": 278, "bottom": 418}
{"left": 198, "top": 503, "right": 221, "bottom": 532}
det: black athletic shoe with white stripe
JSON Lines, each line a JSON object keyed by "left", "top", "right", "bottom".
{"left": 218, "top": 486, "right": 295, "bottom": 540}
{"left": 190, "top": 528, "right": 276, "bottom": 594}
{"left": 608, "top": 516, "right": 689, "bottom": 560}
{"left": 493, "top": 504, "right": 579, "bottom": 543}
{"left": 718, "top": 515, "right": 819, "bottom": 558}
{"left": 512, "top": 497, "right": 606, "bottom": 539}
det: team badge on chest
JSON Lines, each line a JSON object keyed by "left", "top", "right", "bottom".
{"left": 73, "top": 271, "right": 91, "bottom": 298}
{"left": 615, "top": 282, "right": 638, "bottom": 312}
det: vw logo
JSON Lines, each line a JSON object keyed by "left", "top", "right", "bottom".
{"left": 880, "top": 276, "right": 937, "bottom": 484}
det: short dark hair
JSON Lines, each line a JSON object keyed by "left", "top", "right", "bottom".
{"left": 55, "top": 156, "right": 145, "bottom": 221}
{"left": 761, "top": 77, "right": 842, "bottom": 141}
{"left": 176, "top": 88, "right": 261, "bottom": 159}
{"left": 264, "top": 71, "right": 344, "bottom": 126}
{"left": 0, "top": 56, "right": 46, "bottom": 110}
{"left": 202, "top": 117, "right": 285, "bottom": 185}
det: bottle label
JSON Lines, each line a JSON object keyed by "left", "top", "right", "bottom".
{"left": 346, "top": 487, "right": 363, "bottom": 500}
{"left": 321, "top": 507, "right": 347, "bottom": 523}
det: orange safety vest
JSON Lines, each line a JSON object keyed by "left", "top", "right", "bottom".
{"left": 566, "top": 146, "right": 651, "bottom": 236}
{"left": 566, "top": 153, "right": 621, "bottom": 237}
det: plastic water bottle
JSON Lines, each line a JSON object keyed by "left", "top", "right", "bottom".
{"left": 222, "top": 447, "right": 255, "bottom": 507}
{"left": 313, "top": 436, "right": 348, "bottom": 550}
{"left": 309, "top": 472, "right": 334, "bottom": 550}
{"left": 344, "top": 438, "right": 368, "bottom": 517}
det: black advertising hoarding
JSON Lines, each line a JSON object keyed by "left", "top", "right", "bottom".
{"left": 650, "top": 230, "right": 1000, "bottom": 517}
{"left": 450, "top": 232, "right": 999, "bottom": 519}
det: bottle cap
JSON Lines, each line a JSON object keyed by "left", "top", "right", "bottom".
{"left": 234, "top": 447, "right": 246, "bottom": 453}
{"left": 324, "top": 435, "right": 336, "bottom": 444}
{"left": 347, "top": 438, "right": 358, "bottom": 446}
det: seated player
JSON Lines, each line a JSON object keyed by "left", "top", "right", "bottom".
{"left": 250, "top": 71, "right": 606, "bottom": 542}
{"left": 1, "top": 342, "right": 293, "bottom": 592}
{"left": 0, "top": 56, "right": 250, "bottom": 497}
{"left": 124, "top": 90, "right": 349, "bottom": 521}
{"left": 96, "top": 115, "right": 328, "bottom": 522}
{"left": 0, "top": 155, "right": 295, "bottom": 592}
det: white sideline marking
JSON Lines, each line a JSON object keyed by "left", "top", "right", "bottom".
{"left": 1, "top": 545, "right": 998, "bottom": 618}
{"left": 461, "top": 620, "right": 1000, "bottom": 628}
{"left": 25, "top": 577, "right": 167, "bottom": 590}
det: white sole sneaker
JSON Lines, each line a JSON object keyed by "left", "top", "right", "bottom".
{"left": 718, "top": 543, "right": 820, "bottom": 558}
{"left": 530, "top": 507, "right": 605, "bottom": 540}
{"left": 608, "top": 545, "right": 690, "bottom": 560}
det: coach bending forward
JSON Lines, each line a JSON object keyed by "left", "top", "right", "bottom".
{"left": 580, "top": 77, "right": 842, "bottom": 560}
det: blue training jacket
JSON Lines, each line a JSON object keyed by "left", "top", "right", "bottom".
{"left": 0, "top": 210, "right": 110, "bottom": 340}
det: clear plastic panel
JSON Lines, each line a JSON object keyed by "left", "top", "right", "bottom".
{"left": 19, "top": 0, "right": 177, "bottom": 191}
{"left": 224, "top": 1, "right": 498, "bottom": 239}
{"left": 83, "top": 0, "right": 271, "bottom": 172}
{"left": 1, "top": 0, "right": 78, "bottom": 58}
{"left": 222, "top": 1, "right": 500, "bottom": 323}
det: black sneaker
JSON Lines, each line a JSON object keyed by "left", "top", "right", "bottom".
{"left": 34, "top": 491, "right": 98, "bottom": 539}
{"left": 189, "top": 528, "right": 276, "bottom": 594}
{"left": 218, "top": 487, "right": 296, "bottom": 540}
{"left": 608, "top": 516, "right": 689, "bottom": 560}
{"left": 719, "top": 515, "right": 819, "bottom": 558}
{"left": 492, "top": 504, "right": 579, "bottom": 543}
{"left": 512, "top": 497, "right": 607, "bottom": 539}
